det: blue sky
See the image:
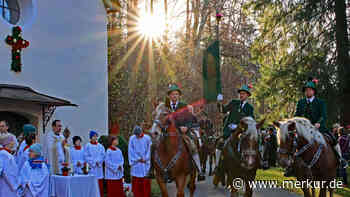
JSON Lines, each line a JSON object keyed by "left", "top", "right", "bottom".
{"left": 0, "top": 0, "right": 108, "bottom": 141}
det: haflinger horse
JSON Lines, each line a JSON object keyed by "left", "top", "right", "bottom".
{"left": 220, "top": 117, "right": 264, "bottom": 197}
{"left": 274, "top": 117, "right": 338, "bottom": 197}
{"left": 150, "top": 103, "right": 197, "bottom": 197}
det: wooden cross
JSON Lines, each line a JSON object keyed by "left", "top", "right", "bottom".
{"left": 5, "top": 26, "right": 30, "bottom": 73}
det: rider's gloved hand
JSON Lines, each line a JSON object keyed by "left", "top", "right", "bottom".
{"left": 217, "top": 94, "right": 223, "bottom": 101}
{"left": 180, "top": 126, "right": 188, "bottom": 133}
{"left": 228, "top": 123, "right": 237, "bottom": 130}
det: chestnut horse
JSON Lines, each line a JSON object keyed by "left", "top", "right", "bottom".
{"left": 274, "top": 117, "right": 338, "bottom": 197}
{"left": 220, "top": 117, "right": 264, "bottom": 197}
{"left": 150, "top": 103, "right": 196, "bottom": 197}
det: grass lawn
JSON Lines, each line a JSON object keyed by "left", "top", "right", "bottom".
{"left": 151, "top": 179, "right": 162, "bottom": 197}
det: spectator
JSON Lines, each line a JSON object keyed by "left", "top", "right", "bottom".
{"left": 338, "top": 127, "right": 350, "bottom": 186}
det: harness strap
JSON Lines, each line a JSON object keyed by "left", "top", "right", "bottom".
{"left": 307, "top": 144, "right": 323, "bottom": 169}
{"left": 294, "top": 142, "right": 313, "bottom": 157}
{"left": 154, "top": 136, "right": 184, "bottom": 176}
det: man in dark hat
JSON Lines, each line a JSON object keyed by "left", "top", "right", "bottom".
{"left": 284, "top": 78, "right": 348, "bottom": 177}
{"left": 217, "top": 84, "right": 254, "bottom": 139}
{"left": 214, "top": 85, "right": 259, "bottom": 182}
{"left": 166, "top": 84, "right": 188, "bottom": 112}
{"left": 172, "top": 107, "right": 206, "bottom": 181}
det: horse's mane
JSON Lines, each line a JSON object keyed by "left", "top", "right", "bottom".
{"left": 241, "top": 116, "right": 258, "bottom": 141}
{"left": 278, "top": 117, "right": 326, "bottom": 145}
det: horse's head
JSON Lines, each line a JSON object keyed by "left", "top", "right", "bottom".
{"left": 150, "top": 103, "right": 171, "bottom": 138}
{"left": 274, "top": 117, "right": 326, "bottom": 168}
{"left": 273, "top": 120, "right": 296, "bottom": 168}
{"left": 236, "top": 117, "right": 265, "bottom": 170}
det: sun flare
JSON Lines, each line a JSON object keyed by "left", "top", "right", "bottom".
{"left": 137, "top": 11, "right": 166, "bottom": 38}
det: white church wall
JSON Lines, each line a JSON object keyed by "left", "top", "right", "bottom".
{"left": 0, "top": 0, "right": 108, "bottom": 143}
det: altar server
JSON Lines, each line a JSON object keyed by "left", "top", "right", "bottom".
{"left": 105, "top": 136, "right": 125, "bottom": 197}
{"left": 17, "top": 124, "right": 37, "bottom": 170}
{"left": 128, "top": 126, "right": 152, "bottom": 197}
{"left": 0, "top": 134, "right": 20, "bottom": 197}
{"left": 84, "top": 130, "right": 105, "bottom": 197}
{"left": 19, "top": 143, "right": 50, "bottom": 197}
{"left": 70, "top": 136, "right": 85, "bottom": 174}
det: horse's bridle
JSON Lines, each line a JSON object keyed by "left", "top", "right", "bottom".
{"left": 277, "top": 131, "right": 297, "bottom": 156}
{"left": 278, "top": 129, "right": 324, "bottom": 169}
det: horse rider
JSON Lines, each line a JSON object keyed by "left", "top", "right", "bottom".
{"left": 148, "top": 84, "right": 206, "bottom": 181}
{"left": 172, "top": 106, "right": 206, "bottom": 181}
{"left": 284, "top": 78, "right": 348, "bottom": 177}
{"left": 215, "top": 85, "right": 267, "bottom": 177}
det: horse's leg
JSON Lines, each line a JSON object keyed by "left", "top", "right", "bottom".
{"left": 175, "top": 175, "right": 187, "bottom": 197}
{"left": 245, "top": 178, "right": 253, "bottom": 197}
{"left": 155, "top": 172, "right": 169, "bottom": 197}
{"left": 203, "top": 151, "right": 208, "bottom": 174}
{"left": 311, "top": 188, "right": 315, "bottom": 197}
{"left": 329, "top": 188, "right": 334, "bottom": 197}
{"left": 209, "top": 153, "right": 213, "bottom": 176}
{"left": 188, "top": 171, "right": 197, "bottom": 197}
{"left": 319, "top": 188, "right": 327, "bottom": 197}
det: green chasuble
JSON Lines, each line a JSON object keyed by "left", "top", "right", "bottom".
{"left": 295, "top": 97, "right": 327, "bottom": 132}
{"left": 219, "top": 99, "right": 254, "bottom": 139}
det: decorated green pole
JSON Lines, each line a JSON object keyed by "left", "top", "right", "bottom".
{"left": 216, "top": 11, "right": 222, "bottom": 41}
{"left": 215, "top": 10, "right": 223, "bottom": 135}
{"left": 5, "top": 26, "right": 30, "bottom": 73}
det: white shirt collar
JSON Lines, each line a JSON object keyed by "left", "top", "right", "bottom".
{"left": 240, "top": 100, "right": 247, "bottom": 107}
{"left": 170, "top": 101, "right": 178, "bottom": 107}
{"left": 307, "top": 96, "right": 315, "bottom": 103}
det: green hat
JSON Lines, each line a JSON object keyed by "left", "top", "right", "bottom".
{"left": 23, "top": 124, "right": 36, "bottom": 136}
{"left": 167, "top": 84, "right": 182, "bottom": 95}
{"left": 237, "top": 85, "right": 251, "bottom": 96}
{"left": 303, "top": 78, "right": 317, "bottom": 93}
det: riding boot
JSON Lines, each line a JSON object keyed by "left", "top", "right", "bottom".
{"left": 334, "top": 143, "right": 349, "bottom": 168}
{"left": 214, "top": 149, "right": 221, "bottom": 174}
{"left": 193, "top": 153, "right": 206, "bottom": 181}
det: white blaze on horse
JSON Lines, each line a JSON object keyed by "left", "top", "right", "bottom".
{"left": 274, "top": 117, "right": 338, "bottom": 197}
{"left": 216, "top": 117, "right": 264, "bottom": 197}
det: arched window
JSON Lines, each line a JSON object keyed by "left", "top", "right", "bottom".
{"left": 0, "top": 0, "right": 20, "bottom": 25}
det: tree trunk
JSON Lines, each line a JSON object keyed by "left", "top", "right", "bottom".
{"left": 335, "top": 0, "right": 350, "bottom": 125}
{"left": 127, "top": 0, "right": 140, "bottom": 92}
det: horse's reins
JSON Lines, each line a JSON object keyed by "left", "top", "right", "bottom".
{"left": 153, "top": 119, "right": 185, "bottom": 181}
{"left": 278, "top": 130, "right": 324, "bottom": 169}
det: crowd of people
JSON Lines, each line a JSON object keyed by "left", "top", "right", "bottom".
{"left": 332, "top": 124, "right": 350, "bottom": 186}
{"left": 0, "top": 119, "right": 152, "bottom": 197}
